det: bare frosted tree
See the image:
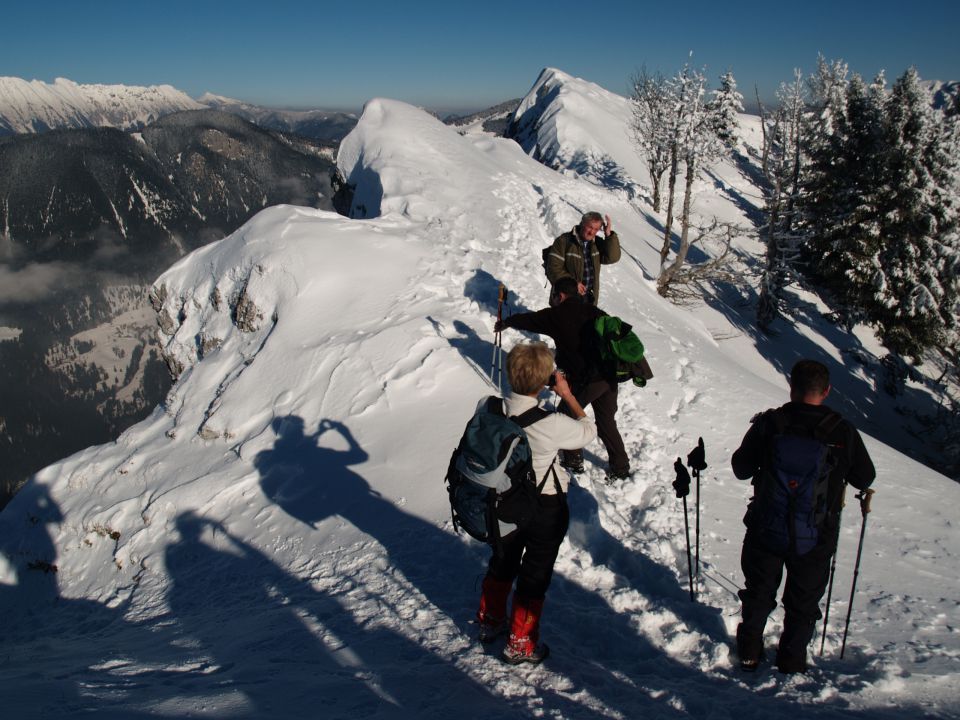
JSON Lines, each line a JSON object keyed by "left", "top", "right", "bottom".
{"left": 629, "top": 67, "right": 671, "bottom": 213}
{"left": 657, "top": 64, "right": 695, "bottom": 268}
{"left": 658, "top": 66, "right": 730, "bottom": 295}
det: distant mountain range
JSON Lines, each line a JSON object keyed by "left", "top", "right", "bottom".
{"left": 1, "top": 76, "right": 522, "bottom": 145}
{"left": 0, "top": 76, "right": 205, "bottom": 135}
{"left": 0, "top": 77, "right": 359, "bottom": 145}
{"left": 442, "top": 98, "right": 521, "bottom": 136}
{"left": 0, "top": 109, "right": 337, "bottom": 266}
{"left": 197, "top": 92, "right": 359, "bottom": 146}
{"left": 0, "top": 109, "right": 339, "bottom": 506}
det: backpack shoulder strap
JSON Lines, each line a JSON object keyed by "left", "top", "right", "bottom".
{"left": 485, "top": 396, "right": 505, "bottom": 417}
{"left": 510, "top": 407, "right": 563, "bottom": 493}
{"left": 511, "top": 406, "right": 551, "bottom": 429}
{"left": 767, "top": 407, "right": 790, "bottom": 435}
{"left": 813, "top": 411, "right": 843, "bottom": 442}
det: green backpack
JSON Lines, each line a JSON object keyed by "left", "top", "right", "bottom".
{"left": 594, "top": 315, "right": 654, "bottom": 387}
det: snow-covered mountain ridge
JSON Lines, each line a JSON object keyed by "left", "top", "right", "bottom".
{"left": 1, "top": 70, "right": 957, "bottom": 718}
{"left": 0, "top": 77, "right": 358, "bottom": 144}
{"left": 0, "top": 76, "right": 204, "bottom": 135}
{"left": 197, "top": 92, "right": 358, "bottom": 145}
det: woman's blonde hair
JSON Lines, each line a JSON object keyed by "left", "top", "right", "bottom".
{"left": 506, "top": 342, "right": 554, "bottom": 395}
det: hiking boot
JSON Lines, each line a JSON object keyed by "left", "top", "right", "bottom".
{"left": 605, "top": 467, "right": 632, "bottom": 482}
{"left": 776, "top": 616, "right": 812, "bottom": 674}
{"left": 478, "top": 619, "right": 507, "bottom": 644}
{"left": 736, "top": 623, "right": 764, "bottom": 671}
{"left": 501, "top": 638, "right": 550, "bottom": 665}
{"left": 501, "top": 595, "right": 548, "bottom": 665}
{"left": 775, "top": 652, "right": 807, "bottom": 675}
{"left": 559, "top": 450, "right": 584, "bottom": 474}
{"left": 476, "top": 575, "right": 512, "bottom": 644}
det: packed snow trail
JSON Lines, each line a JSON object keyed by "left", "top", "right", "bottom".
{"left": 1, "top": 76, "right": 958, "bottom": 719}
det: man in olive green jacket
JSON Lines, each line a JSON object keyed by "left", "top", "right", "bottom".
{"left": 545, "top": 211, "right": 621, "bottom": 305}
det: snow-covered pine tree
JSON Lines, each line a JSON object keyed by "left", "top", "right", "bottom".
{"left": 801, "top": 72, "right": 887, "bottom": 330}
{"left": 710, "top": 70, "right": 744, "bottom": 149}
{"left": 756, "top": 71, "right": 807, "bottom": 330}
{"left": 798, "top": 57, "right": 850, "bottom": 295}
{"left": 874, "top": 68, "right": 959, "bottom": 365}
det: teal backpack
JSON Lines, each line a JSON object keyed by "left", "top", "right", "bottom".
{"left": 594, "top": 315, "right": 654, "bottom": 387}
{"left": 445, "top": 397, "right": 557, "bottom": 547}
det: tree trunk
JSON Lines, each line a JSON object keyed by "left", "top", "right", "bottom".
{"left": 757, "top": 166, "right": 785, "bottom": 330}
{"left": 755, "top": 85, "right": 770, "bottom": 176}
{"left": 658, "top": 156, "right": 697, "bottom": 294}
{"left": 651, "top": 170, "right": 663, "bottom": 213}
{"left": 659, "top": 142, "right": 679, "bottom": 266}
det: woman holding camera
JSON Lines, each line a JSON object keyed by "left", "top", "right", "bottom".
{"left": 475, "top": 341, "right": 596, "bottom": 664}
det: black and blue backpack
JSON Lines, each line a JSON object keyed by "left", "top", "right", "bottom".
{"left": 445, "top": 397, "right": 557, "bottom": 548}
{"left": 751, "top": 409, "right": 843, "bottom": 555}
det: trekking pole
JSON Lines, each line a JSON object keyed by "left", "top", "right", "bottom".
{"left": 489, "top": 284, "right": 506, "bottom": 391}
{"left": 673, "top": 458, "right": 695, "bottom": 601}
{"left": 686, "top": 438, "right": 707, "bottom": 589}
{"left": 840, "top": 488, "right": 875, "bottom": 659}
{"left": 819, "top": 482, "right": 847, "bottom": 657}
{"left": 497, "top": 285, "right": 508, "bottom": 389}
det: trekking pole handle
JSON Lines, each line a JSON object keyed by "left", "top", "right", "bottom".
{"left": 686, "top": 437, "right": 707, "bottom": 473}
{"left": 673, "top": 458, "right": 691, "bottom": 498}
{"left": 857, "top": 488, "right": 875, "bottom": 516}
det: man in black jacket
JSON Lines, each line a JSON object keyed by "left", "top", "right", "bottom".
{"left": 731, "top": 359, "right": 875, "bottom": 673}
{"left": 495, "top": 278, "right": 630, "bottom": 480}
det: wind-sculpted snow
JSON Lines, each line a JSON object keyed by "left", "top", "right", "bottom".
{"left": 1, "top": 71, "right": 958, "bottom": 718}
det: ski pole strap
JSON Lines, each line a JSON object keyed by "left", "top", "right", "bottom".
{"left": 858, "top": 488, "right": 875, "bottom": 516}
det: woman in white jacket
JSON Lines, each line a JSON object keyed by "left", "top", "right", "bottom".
{"left": 475, "top": 342, "right": 597, "bottom": 664}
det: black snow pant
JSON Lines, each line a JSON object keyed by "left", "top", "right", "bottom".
{"left": 487, "top": 493, "right": 569, "bottom": 601}
{"left": 561, "top": 378, "right": 629, "bottom": 474}
{"left": 737, "top": 529, "right": 837, "bottom": 669}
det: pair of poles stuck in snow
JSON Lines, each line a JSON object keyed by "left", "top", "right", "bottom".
{"left": 672, "top": 439, "right": 877, "bottom": 659}
{"left": 672, "top": 438, "right": 706, "bottom": 602}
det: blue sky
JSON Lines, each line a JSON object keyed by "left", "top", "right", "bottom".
{"left": 2, "top": 0, "right": 957, "bottom": 112}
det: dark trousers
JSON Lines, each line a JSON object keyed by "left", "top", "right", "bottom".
{"left": 562, "top": 379, "right": 629, "bottom": 474}
{"left": 738, "top": 530, "right": 836, "bottom": 663}
{"left": 487, "top": 493, "right": 569, "bottom": 601}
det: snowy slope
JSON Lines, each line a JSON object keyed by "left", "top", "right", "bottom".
{"left": 0, "top": 76, "right": 204, "bottom": 134}
{"left": 0, "top": 71, "right": 958, "bottom": 719}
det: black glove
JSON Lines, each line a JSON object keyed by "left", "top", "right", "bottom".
{"left": 673, "top": 458, "right": 691, "bottom": 498}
